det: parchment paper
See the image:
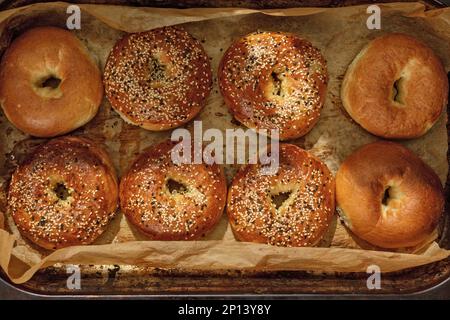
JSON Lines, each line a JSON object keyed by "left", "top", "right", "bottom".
{"left": 0, "top": 1, "right": 449, "bottom": 284}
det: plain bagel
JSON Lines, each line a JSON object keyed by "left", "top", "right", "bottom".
{"left": 336, "top": 141, "right": 444, "bottom": 249}
{"left": 0, "top": 27, "right": 103, "bottom": 138}
{"left": 341, "top": 33, "right": 448, "bottom": 139}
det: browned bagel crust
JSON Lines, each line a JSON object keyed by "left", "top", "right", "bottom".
{"left": 227, "top": 144, "right": 335, "bottom": 247}
{"left": 104, "top": 27, "right": 212, "bottom": 131}
{"left": 7, "top": 136, "right": 119, "bottom": 250}
{"left": 336, "top": 141, "right": 444, "bottom": 249}
{"left": 341, "top": 33, "right": 448, "bottom": 139}
{"left": 218, "top": 31, "right": 328, "bottom": 141}
{"left": 0, "top": 27, "right": 103, "bottom": 138}
{"left": 120, "top": 140, "right": 227, "bottom": 240}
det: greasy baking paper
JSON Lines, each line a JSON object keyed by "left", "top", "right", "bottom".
{"left": 0, "top": 1, "right": 449, "bottom": 284}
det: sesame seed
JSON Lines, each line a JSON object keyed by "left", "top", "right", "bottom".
{"left": 7, "top": 137, "right": 118, "bottom": 249}
{"left": 219, "top": 31, "right": 328, "bottom": 139}
{"left": 227, "top": 143, "right": 334, "bottom": 247}
{"left": 104, "top": 27, "right": 212, "bottom": 128}
{"left": 120, "top": 140, "right": 226, "bottom": 240}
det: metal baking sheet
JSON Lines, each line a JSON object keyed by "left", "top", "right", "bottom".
{"left": 0, "top": 0, "right": 449, "bottom": 298}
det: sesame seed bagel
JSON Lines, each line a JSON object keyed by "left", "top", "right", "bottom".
{"left": 341, "top": 33, "right": 448, "bottom": 139}
{"left": 7, "top": 136, "right": 119, "bottom": 250}
{"left": 227, "top": 143, "right": 335, "bottom": 247}
{"left": 336, "top": 141, "right": 444, "bottom": 249}
{"left": 120, "top": 140, "right": 227, "bottom": 240}
{"left": 104, "top": 27, "right": 212, "bottom": 131}
{"left": 218, "top": 31, "right": 328, "bottom": 141}
{"left": 0, "top": 27, "right": 103, "bottom": 138}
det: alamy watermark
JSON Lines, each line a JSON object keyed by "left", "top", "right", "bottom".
{"left": 66, "top": 264, "right": 81, "bottom": 290}
{"left": 171, "top": 121, "right": 280, "bottom": 175}
{"left": 66, "top": 5, "right": 81, "bottom": 30}
{"left": 366, "top": 264, "right": 381, "bottom": 290}
{"left": 366, "top": 5, "right": 381, "bottom": 30}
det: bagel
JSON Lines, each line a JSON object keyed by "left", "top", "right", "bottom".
{"left": 119, "top": 139, "right": 227, "bottom": 240}
{"left": 104, "top": 26, "right": 212, "bottom": 131}
{"left": 0, "top": 27, "right": 103, "bottom": 138}
{"left": 218, "top": 31, "right": 328, "bottom": 141}
{"left": 341, "top": 33, "right": 448, "bottom": 139}
{"left": 7, "top": 136, "right": 119, "bottom": 250}
{"left": 227, "top": 143, "right": 335, "bottom": 247}
{"left": 336, "top": 141, "right": 444, "bottom": 249}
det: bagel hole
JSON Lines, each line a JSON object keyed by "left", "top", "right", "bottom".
{"left": 271, "top": 191, "right": 291, "bottom": 209}
{"left": 271, "top": 71, "right": 283, "bottom": 96}
{"left": 392, "top": 77, "right": 404, "bottom": 104}
{"left": 381, "top": 186, "right": 391, "bottom": 206}
{"left": 148, "top": 57, "right": 166, "bottom": 81}
{"left": 40, "top": 75, "right": 61, "bottom": 89}
{"left": 167, "top": 179, "right": 187, "bottom": 194}
{"left": 53, "top": 182, "right": 70, "bottom": 201}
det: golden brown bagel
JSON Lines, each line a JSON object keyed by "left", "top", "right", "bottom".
{"left": 336, "top": 141, "right": 444, "bottom": 249}
{"left": 0, "top": 27, "right": 103, "bottom": 138}
{"left": 341, "top": 33, "right": 448, "bottom": 139}
{"left": 227, "top": 143, "right": 335, "bottom": 247}
{"left": 120, "top": 139, "right": 227, "bottom": 240}
{"left": 219, "top": 31, "right": 328, "bottom": 141}
{"left": 104, "top": 27, "right": 212, "bottom": 131}
{"left": 7, "top": 136, "right": 119, "bottom": 250}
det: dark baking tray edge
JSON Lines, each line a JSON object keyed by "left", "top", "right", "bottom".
{"left": 1, "top": 260, "right": 450, "bottom": 298}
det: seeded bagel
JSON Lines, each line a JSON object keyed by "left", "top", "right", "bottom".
{"left": 104, "top": 27, "right": 212, "bottom": 131}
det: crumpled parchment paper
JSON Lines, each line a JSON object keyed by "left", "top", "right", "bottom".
{"left": 0, "top": 1, "right": 449, "bottom": 284}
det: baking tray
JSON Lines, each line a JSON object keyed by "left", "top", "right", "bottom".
{"left": 0, "top": 0, "right": 450, "bottom": 298}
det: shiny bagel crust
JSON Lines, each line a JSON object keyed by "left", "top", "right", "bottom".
{"left": 0, "top": 27, "right": 103, "bottom": 138}
{"left": 7, "top": 136, "right": 119, "bottom": 250}
{"left": 119, "top": 140, "right": 227, "bottom": 240}
{"left": 218, "top": 31, "right": 328, "bottom": 141}
{"left": 227, "top": 143, "right": 335, "bottom": 247}
{"left": 104, "top": 26, "right": 212, "bottom": 131}
{"left": 336, "top": 141, "right": 444, "bottom": 249}
{"left": 341, "top": 33, "right": 448, "bottom": 139}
